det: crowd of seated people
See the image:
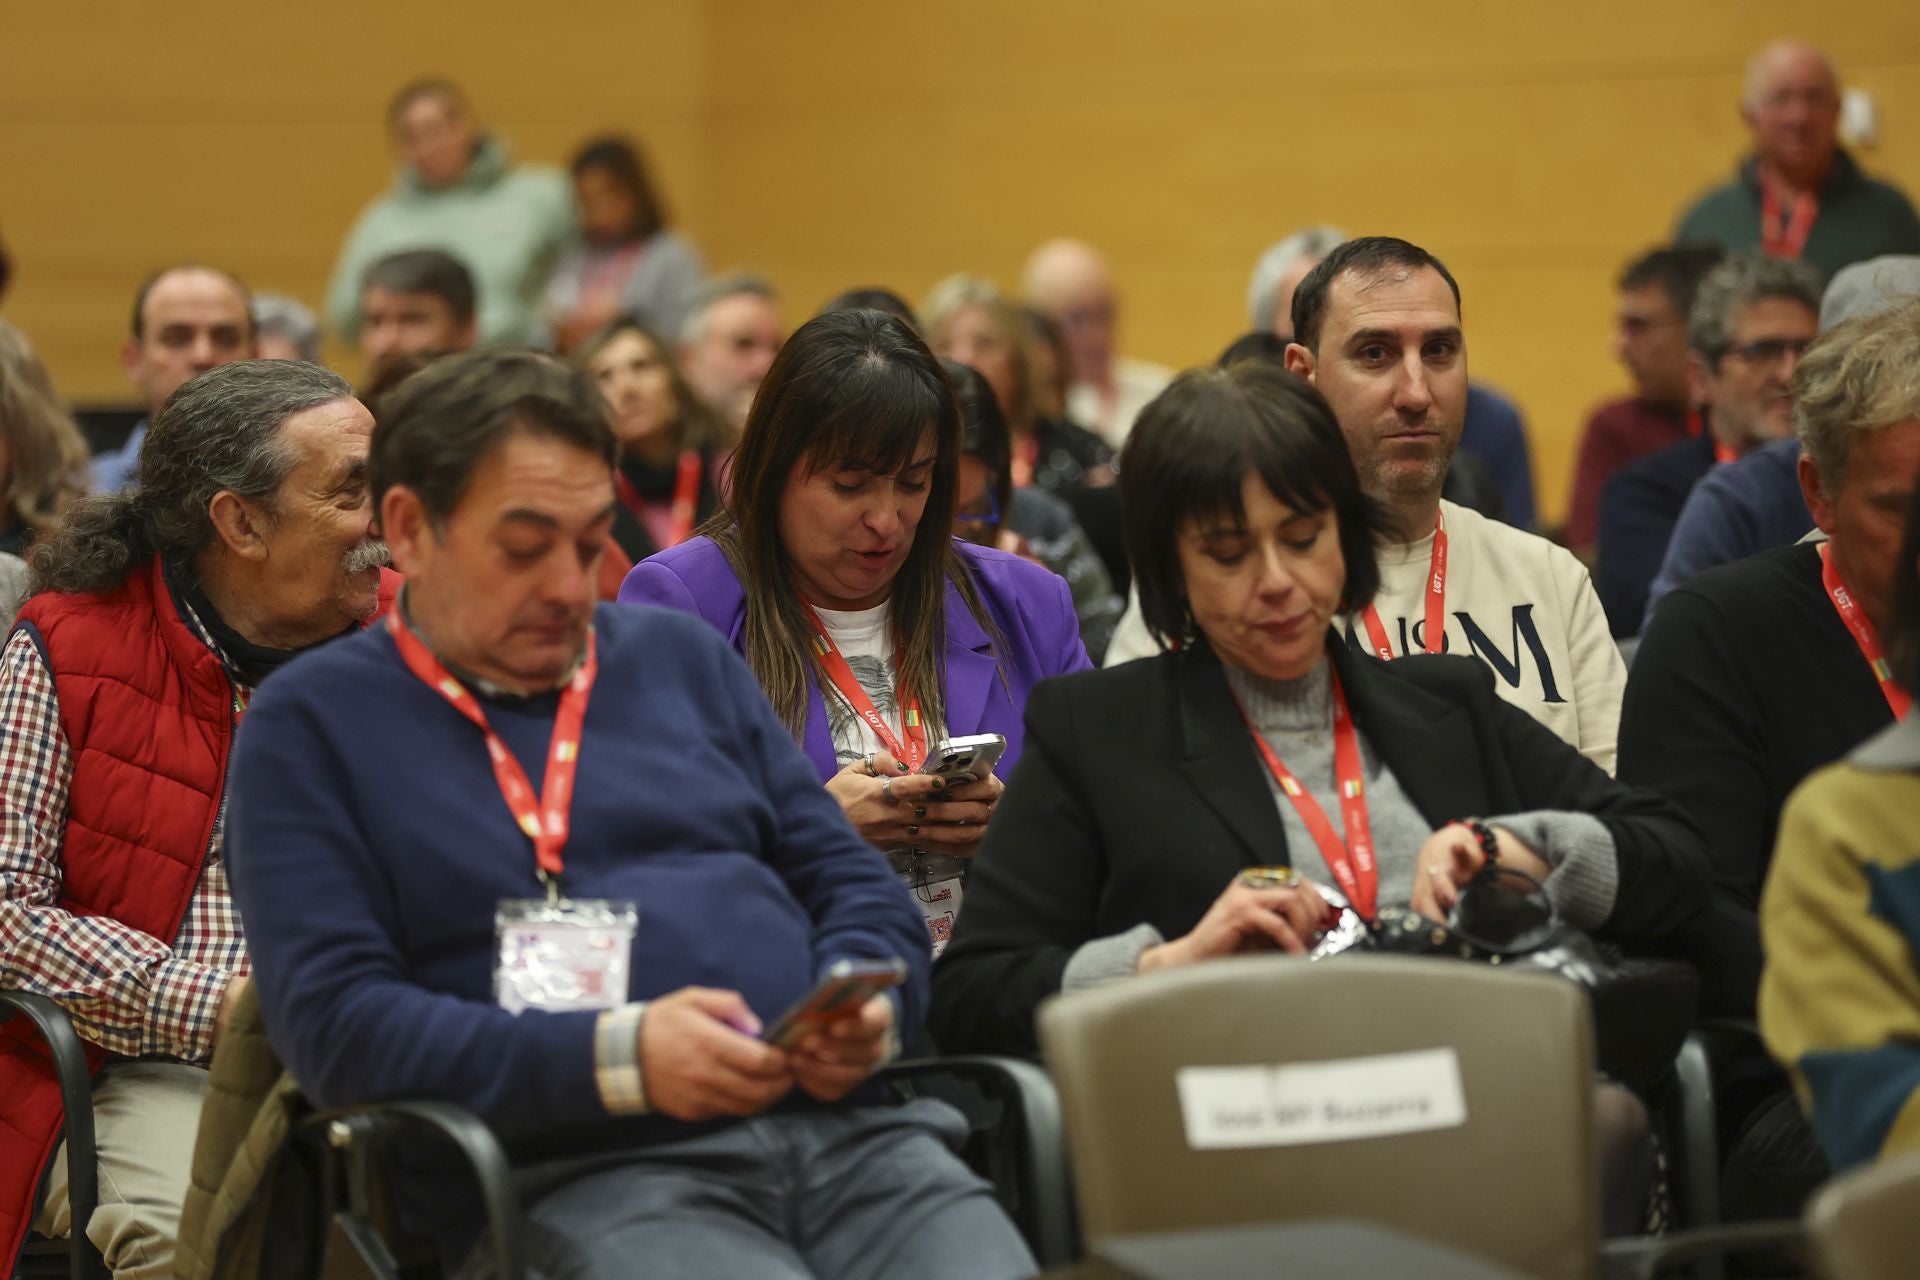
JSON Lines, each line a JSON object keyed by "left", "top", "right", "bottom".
{"left": 5, "top": 37, "right": 1920, "bottom": 1280}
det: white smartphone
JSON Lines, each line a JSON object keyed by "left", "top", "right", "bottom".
{"left": 919, "top": 733, "right": 1007, "bottom": 783}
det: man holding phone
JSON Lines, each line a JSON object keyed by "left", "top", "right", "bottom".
{"left": 226, "top": 351, "right": 1033, "bottom": 1280}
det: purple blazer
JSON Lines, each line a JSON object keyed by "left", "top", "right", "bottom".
{"left": 619, "top": 536, "right": 1091, "bottom": 782}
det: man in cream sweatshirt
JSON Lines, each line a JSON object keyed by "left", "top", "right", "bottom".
{"left": 1107, "top": 236, "right": 1624, "bottom": 772}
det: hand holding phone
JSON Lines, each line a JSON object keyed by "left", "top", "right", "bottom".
{"left": 919, "top": 733, "right": 1007, "bottom": 784}
{"left": 761, "top": 958, "right": 908, "bottom": 1049}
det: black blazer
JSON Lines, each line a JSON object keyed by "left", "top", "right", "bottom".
{"left": 928, "top": 637, "right": 1711, "bottom": 1057}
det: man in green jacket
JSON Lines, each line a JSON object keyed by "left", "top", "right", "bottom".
{"left": 1677, "top": 41, "right": 1920, "bottom": 284}
{"left": 325, "top": 80, "right": 573, "bottom": 350}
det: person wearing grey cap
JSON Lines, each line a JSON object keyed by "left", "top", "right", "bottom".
{"left": 1641, "top": 256, "right": 1920, "bottom": 625}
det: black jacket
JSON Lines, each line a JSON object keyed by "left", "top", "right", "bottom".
{"left": 929, "top": 637, "right": 1711, "bottom": 1056}
{"left": 1618, "top": 541, "right": 1893, "bottom": 1015}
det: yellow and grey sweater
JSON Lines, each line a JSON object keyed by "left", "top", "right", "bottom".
{"left": 1760, "top": 713, "right": 1920, "bottom": 1171}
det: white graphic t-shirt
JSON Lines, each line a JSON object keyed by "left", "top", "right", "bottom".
{"left": 813, "top": 602, "right": 965, "bottom": 953}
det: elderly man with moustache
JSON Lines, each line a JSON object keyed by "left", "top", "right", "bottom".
{"left": 2, "top": 360, "right": 396, "bottom": 1278}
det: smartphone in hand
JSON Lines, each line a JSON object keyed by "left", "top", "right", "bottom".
{"left": 919, "top": 733, "right": 1007, "bottom": 784}
{"left": 761, "top": 958, "right": 908, "bottom": 1048}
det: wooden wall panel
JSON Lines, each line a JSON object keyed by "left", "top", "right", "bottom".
{"left": 6, "top": 1, "right": 1918, "bottom": 524}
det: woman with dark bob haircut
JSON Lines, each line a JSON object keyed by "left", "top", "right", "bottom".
{"left": 930, "top": 360, "right": 1712, "bottom": 1058}
{"left": 620, "top": 309, "right": 1090, "bottom": 950}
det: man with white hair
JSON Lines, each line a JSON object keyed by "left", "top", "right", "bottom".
{"left": 677, "top": 273, "right": 783, "bottom": 435}
{"left": 1677, "top": 40, "right": 1920, "bottom": 281}
{"left": 3, "top": 360, "right": 398, "bottom": 1277}
{"left": 1021, "top": 238, "right": 1170, "bottom": 445}
{"left": 1620, "top": 296, "right": 1920, "bottom": 1016}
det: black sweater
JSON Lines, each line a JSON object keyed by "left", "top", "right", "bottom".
{"left": 1618, "top": 541, "right": 1894, "bottom": 1014}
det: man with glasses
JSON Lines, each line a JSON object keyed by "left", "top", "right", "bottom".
{"left": 1594, "top": 253, "right": 1821, "bottom": 634}
{"left": 1676, "top": 41, "right": 1920, "bottom": 283}
{"left": 1618, "top": 299, "right": 1920, "bottom": 1226}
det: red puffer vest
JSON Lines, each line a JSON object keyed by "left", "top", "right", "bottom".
{"left": 0, "top": 556, "right": 400, "bottom": 1265}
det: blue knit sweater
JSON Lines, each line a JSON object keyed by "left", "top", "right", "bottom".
{"left": 227, "top": 602, "right": 929, "bottom": 1185}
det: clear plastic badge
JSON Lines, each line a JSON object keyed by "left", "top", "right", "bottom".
{"left": 494, "top": 898, "right": 637, "bottom": 1014}
{"left": 916, "top": 873, "right": 965, "bottom": 957}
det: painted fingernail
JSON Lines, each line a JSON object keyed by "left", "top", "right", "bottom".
{"left": 931, "top": 778, "right": 946, "bottom": 790}
{"left": 907, "top": 825, "right": 920, "bottom": 836}
{"left": 914, "top": 805, "right": 926, "bottom": 818}
{"left": 897, "top": 762, "right": 910, "bottom": 772}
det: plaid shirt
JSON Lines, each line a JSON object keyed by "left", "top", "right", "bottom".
{"left": 0, "top": 613, "right": 249, "bottom": 1065}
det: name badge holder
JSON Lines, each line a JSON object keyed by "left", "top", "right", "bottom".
{"left": 893, "top": 849, "right": 966, "bottom": 956}
{"left": 495, "top": 891, "right": 638, "bottom": 1015}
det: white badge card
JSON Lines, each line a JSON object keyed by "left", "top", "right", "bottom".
{"left": 915, "top": 873, "right": 964, "bottom": 957}
{"left": 1176, "top": 1048, "right": 1467, "bottom": 1149}
{"left": 494, "top": 898, "right": 637, "bottom": 1014}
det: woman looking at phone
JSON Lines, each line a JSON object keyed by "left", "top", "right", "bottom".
{"left": 619, "top": 309, "right": 1089, "bottom": 912}
{"left": 929, "top": 361, "right": 1712, "bottom": 1056}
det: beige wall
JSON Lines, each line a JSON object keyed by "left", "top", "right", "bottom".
{"left": 7, "top": 2, "right": 1920, "bottom": 524}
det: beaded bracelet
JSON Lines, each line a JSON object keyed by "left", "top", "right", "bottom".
{"left": 1462, "top": 818, "right": 1500, "bottom": 863}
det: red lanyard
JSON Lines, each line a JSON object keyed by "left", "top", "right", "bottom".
{"left": 1687, "top": 408, "right": 1737, "bottom": 463}
{"left": 1233, "top": 670, "right": 1378, "bottom": 919}
{"left": 1820, "top": 543, "right": 1912, "bottom": 718}
{"left": 1761, "top": 184, "right": 1818, "bottom": 260}
{"left": 1360, "top": 510, "right": 1447, "bottom": 659}
{"left": 388, "top": 610, "right": 599, "bottom": 883}
{"left": 615, "top": 450, "right": 703, "bottom": 549}
{"left": 801, "top": 603, "right": 928, "bottom": 770}
{"left": 1011, "top": 435, "right": 1038, "bottom": 490}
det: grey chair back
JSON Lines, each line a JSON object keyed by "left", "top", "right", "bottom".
{"left": 1038, "top": 954, "right": 1599, "bottom": 1280}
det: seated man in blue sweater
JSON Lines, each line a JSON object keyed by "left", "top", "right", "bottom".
{"left": 226, "top": 349, "right": 1033, "bottom": 1280}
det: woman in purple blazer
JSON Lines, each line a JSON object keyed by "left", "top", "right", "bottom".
{"left": 621, "top": 309, "right": 1090, "bottom": 946}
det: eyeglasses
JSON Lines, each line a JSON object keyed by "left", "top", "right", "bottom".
{"left": 953, "top": 487, "right": 1002, "bottom": 533}
{"left": 1724, "top": 337, "right": 1813, "bottom": 368}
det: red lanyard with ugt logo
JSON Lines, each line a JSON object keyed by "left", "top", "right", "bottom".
{"left": 1820, "top": 543, "right": 1912, "bottom": 718}
{"left": 801, "top": 602, "right": 928, "bottom": 770}
{"left": 1360, "top": 510, "right": 1447, "bottom": 660}
{"left": 387, "top": 610, "right": 598, "bottom": 892}
{"left": 1231, "top": 669, "right": 1378, "bottom": 920}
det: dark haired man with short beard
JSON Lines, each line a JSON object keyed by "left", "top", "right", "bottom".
{"left": 2, "top": 360, "right": 396, "bottom": 1278}
{"left": 1566, "top": 243, "right": 1728, "bottom": 562}
{"left": 357, "top": 248, "right": 478, "bottom": 383}
{"left": 1283, "top": 237, "right": 1625, "bottom": 771}
{"left": 227, "top": 349, "right": 1033, "bottom": 1280}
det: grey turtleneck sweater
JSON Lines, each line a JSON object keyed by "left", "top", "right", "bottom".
{"left": 1060, "top": 660, "right": 1620, "bottom": 989}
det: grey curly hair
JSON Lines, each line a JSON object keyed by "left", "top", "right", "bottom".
{"left": 30, "top": 359, "right": 353, "bottom": 595}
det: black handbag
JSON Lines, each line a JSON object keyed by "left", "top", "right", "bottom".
{"left": 1313, "top": 866, "right": 1698, "bottom": 1099}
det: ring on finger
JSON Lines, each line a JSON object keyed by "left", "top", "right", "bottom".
{"left": 881, "top": 775, "right": 896, "bottom": 802}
